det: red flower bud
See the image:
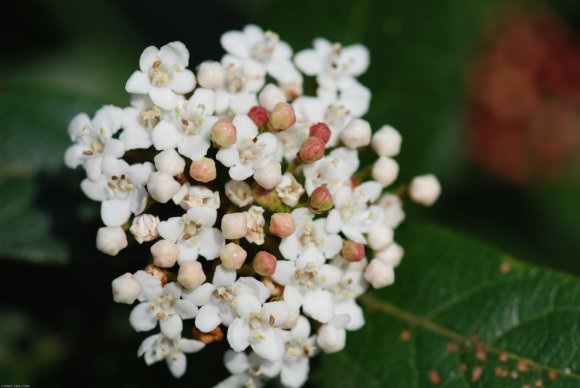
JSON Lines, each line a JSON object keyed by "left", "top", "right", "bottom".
{"left": 341, "top": 240, "right": 365, "bottom": 262}
{"left": 310, "top": 122, "right": 331, "bottom": 144}
{"left": 308, "top": 185, "right": 334, "bottom": 214}
{"left": 298, "top": 136, "right": 325, "bottom": 164}
{"left": 248, "top": 106, "right": 269, "bottom": 127}
{"left": 252, "top": 251, "right": 277, "bottom": 276}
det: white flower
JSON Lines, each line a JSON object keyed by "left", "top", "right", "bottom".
{"left": 214, "top": 54, "right": 263, "bottom": 115}
{"left": 80, "top": 159, "right": 154, "bottom": 226}
{"left": 295, "top": 38, "right": 369, "bottom": 89}
{"left": 303, "top": 147, "right": 359, "bottom": 196}
{"left": 279, "top": 316, "right": 316, "bottom": 388}
{"left": 129, "top": 282, "right": 198, "bottom": 339}
{"left": 326, "top": 181, "right": 385, "bottom": 243}
{"left": 185, "top": 266, "right": 269, "bottom": 332}
{"left": 221, "top": 25, "right": 302, "bottom": 86}
{"left": 120, "top": 104, "right": 157, "bottom": 151}
{"left": 216, "top": 350, "right": 280, "bottom": 388}
{"left": 244, "top": 206, "right": 266, "bottom": 245}
{"left": 64, "top": 105, "right": 125, "bottom": 182}
{"left": 273, "top": 246, "right": 341, "bottom": 323}
{"left": 329, "top": 257, "right": 368, "bottom": 331}
{"left": 225, "top": 180, "right": 254, "bottom": 207}
{"left": 378, "top": 194, "right": 405, "bottom": 228}
{"left": 151, "top": 89, "right": 218, "bottom": 160}
{"left": 216, "top": 115, "right": 279, "bottom": 180}
{"left": 275, "top": 173, "right": 305, "bottom": 207}
{"left": 279, "top": 208, "right": 342, "bottom": 261}
{"left": 138, "top": 333, "right": 204, "bottom": 378}
{"left": 172, "top": 184, "right": 220, "bottom": 215}
{"left": 126, "top": 41, "right": 196, "bottom": 110}
{"left": 157, "top": 211, "right": 224, "bottom": 264}
{"left": 226, "top": 293, "right": 290, "bottom": 361}
{"left": 130, "top": 214, "right": 160, "bottom": 243}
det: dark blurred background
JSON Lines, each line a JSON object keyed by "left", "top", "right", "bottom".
{"left": 1, "top": 0, "right": 580, "bottom": 386}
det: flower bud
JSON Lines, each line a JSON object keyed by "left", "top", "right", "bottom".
{"left": 225, "top": 180, "right": 254, "bottom": 207}
{"left": 177, "top": 261, "right": 206, "bottom": 290}
{"left": 130, "top": 214, "right": 160, "bottom": 244}
{"left": 367, "top": 225, "right": 394, "bottom": 251}
{"left": 371, "top": 125, "right": 402, "bottom": 157}
{"left": 364, "top": 259, "right": 395, "bottom": 289}
{"left": 219, "top": 242, "right": 247, "bottom": 270}
{"left": 96, "top": 226, "right": 128, "bottom": 256}
{"left": 310, "top": 122, "right": 331, "bottom": 144}
{"left": 254, "top": 186, "right": 282, "bottom": 211}
{"left": 248, "top": 106, "right": 268, "bottom": 127}
{"left": 269, "top": 213, "right": 296, "bottom": 238}
{"left": 268, "top": 102, "right": 296, "bottom": 132}
{"left": 409, "top": 174, "right": 441, "bottom": 207}
{"left": 150, "top": 239, "right": 179, "bottom": 268}
{"left": 308, "top": 185, "right": 334, "bottom": 214}
{"left": 371, "top": 157, "right": 399, "bottom": 187}
{"left": 259, "top": 84, "right": 286, "bottom": 111}
{"left": 340, "top": 118, "right": 371, "bottom": 149}
{"left": 189, "top": 157, "right": 217, "bottom": 183}
{"left": 221, "top": 212, "right": 248, "bottom": 239}
{"left": 376, "top": 242, "right": 404, "bottom": 267}
{"left": 197, "top": 61, "right": 226, "bottom": 89}
{"left": 154, "top": 149, "right": 185, "bottom": 176}
{"left": 252, "top": 251, "right": 277, "bottom": 276}
{"left": 211, "top": 118, "right": 237, "bottom": 147}
{"left": 147, "top": 171, "right": 181, "bottom": 203}
{"left": 112, "top": 273, "right": 142, "bottom": 304}
{"left": 317, "top": 324, "right": 346, "bottom": 353}
{"left": 341, "top": 240, "right": 365, "bottom": 262}
{"left": 253, "top": 161, "right": 282, "bottom": 190}
{"left": 298, "top": 136, "right": 325, "bottom": 164}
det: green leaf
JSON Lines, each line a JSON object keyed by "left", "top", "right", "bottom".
{"left": 314, "top": 223, "right": 580, "bottom": 387}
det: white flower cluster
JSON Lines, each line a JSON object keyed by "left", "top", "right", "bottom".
{"left": 65, "top": 25, "right": 441, "bottom": 387}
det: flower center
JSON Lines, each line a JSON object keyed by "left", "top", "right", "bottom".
{"left": 150, "top": 60, "right": 170, "bottom": 86}
{"left": 252, "top": 31, "right": 279, "bottom": 62}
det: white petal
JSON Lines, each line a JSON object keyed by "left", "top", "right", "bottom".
{"left": 80, "top": 177, "right": 108, "bottom": 201}
{"left": 224, "top": 350, "right": 249, "bottom": 374}
{"left": 151, "top": 120, "right": 182, "bottom": 150}
{"left": 325, "top": 210, "right": 342, "bottom": 234}
{"left": 139, "top": 46, "right": 159, "bottom": 71}
{"left": 272, "top": 261, "right": 295, "bottom": 285}
{"left": 335, "top": 300, "right": 365, "bottom": 330}
{"left": 169, "top": 69, "right": 196, "bottom": 94}
{"left": 282, "top": 286, "right": 304, "bottom": 312}
{"left": 157, "top": 217, "right": 184, "bottom": 242}
{"left": 129, "top": 302, "right": 157, "bottom": 332}
{"left": 160, "top": 314, "right": 183, "bottom": 339}
{"left": 213, "top": 265, "right": 236, "bottom": 287}
{"left": 198, "top": 228, "right": 224, "bottom": 260}
{"left": 227, "top": 318, "right": 250, "bottom": 352}
{"left": 101, "top": 198, "right": 132, "bottom": 227}
{"left": 178, "top": 338, "right": 205, "bottom": 353}
{"left": 186, "top": 283, "right": 215, "bottom": 306}
{"left": 251, "top": 328, "right": 284, "bottom": 361}
{"left": 188, "top": 88, "right": 216, "bottom": 115}
{"left": 126, "top": 71, "right": 151, "bottom": 94}
{"left": 134, "top": 270, "right": 163, "bottom": 301}
{"left": 195, "top": 303, "right": 222, "bottom": 333}
{"left": 263, "top": 301, "right": 290, "bottom": 327}
{"left": 215, "top": 147, "right": 239, "bottom": 168}
{"left": 343, "top": 44, "right": 370, "bottom": 76}
{"left": 150, "top": 87, "right": 177, "bottom": 110}
{"left": 294, "top": 49, "right": 322, "bottom": 75}
{"left": 177, "top": 137, "right": 210, "bottom": 161}
{"left": 166, "top": 351, "right": 187, "bottom": 378}
{"left": 232, "top": 114, "right": 258, "bottom": 140}
{"left": 137, "top": 333, "right": 162, "bottom": 357}
{"left": 175, "top": 299, "right": 198, "bottom": 319}
{"left": 221, "top": 31, "right": 250, "bottom": 58}
{"left": 303, "top": 289, "right": 333, "bottom": 323}
{"left": 177, "top": 241, "right": 200, "bottom": 263}
{"left": 128, "top": 162, "right": 155, "bottom": 186}
{"left": 64, "top": 144, "right": 85, "bottom": 169}
{"left": 281, "top": 358, "right": 309, "bottom": 388}
{"left": 120, "top": 126, "right": 152, "bottom": 151}
{"left": 235, "top": 293, "right": 260, "bottom": 319}
{"left": 84, "top": 156, "right": 103, "bottom": 182}
{"left": 229, "top": 164, "right": 254, "bottom": 181}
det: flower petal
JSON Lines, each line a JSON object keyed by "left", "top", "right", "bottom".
{"left": 126, "top": 71, "right": 151, "bottom": 94}
{"left": 195, "top": 303, "right": 222, "bottom": 333}
{"left": 166, "top": 351, "right": 187, "bottom": 378}
{"left": 150, "top": 87, "right": 177, "bottom": 110}
{"left": 160, "top": 314, "right": 183, "bottom": 339}
{"left": 129, "top": 302, "right": 157, "bottom": 332}
{"left": 227, "top": 317, "right": 250, "bottom": 352}
{"left": 303, "top": 289, "right": 333, "bottom": 323}
{"left": 101, "top": 198, "right": 132, "bottom": 227}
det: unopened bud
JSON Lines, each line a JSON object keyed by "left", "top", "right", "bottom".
{"left": 341, "top": 240, "right": 365, "bottom": 262}
{"left": 310, "top": 122, "right": 331, "bottom": 144}
{"left": 259, "top": 84, "right": 286, "bottom": 111}
{"left": 409, "top": 174, "right": 441, "bottom": 207}
{"left": 253, "top": 161, "right": 282, "bottom": 190}
{"left": 177, "top": 261, "right": 206, "bottom": 290}
{"left": 154, "top": 149, "right": 185, "bottom": 176}
{"left": 269, "top": 213, "right": 296, "bottom": 238}
{"left": 367, "top": 225, "right": 394, "bottom": 251}
{"left": 252, "top": 251, "right": 277, "bottom": 276}
{"left": 189, "top": 157, "right": 217, "bottom": 183}
{"left": 96, "top": 226, "right": 127, "bottom": 256}
{"left": 150, "top": 239, "right": 179, "bottom": 268}
{"left": 130, "top": 214, "right": 160, "bottom": 244}
{"left": 144, "top": 264, "right": 168, "bottom": 286}
{"left": 219, "top": 242, "right": 247, "bottom": 270}
{"left": 254, "top": 186, "right": 282, "bottom": 211}
{"left": 371, "top": 125, "right": 402, "bottom": 157}
{"left": 376, "top": 242, "right": 404, "bottom": 267}
{"left": 112, "top": 273, "right": 142, "bottom": 304}
{"left": 211, "top": 118, "right": 237, "bottom": 147}
{"left": 371, "top": 157, "right": 399, "bottom": 187}
{"left": 221, "top": 213, "right": 248, "bottom": 239}
{"left": 298, "top": 136, "right": 325, "bottom": 164}
{"left": 340, "top": 118, "right": 371, "bottom": 149}
{"left": 364, "top": 259, "right": 395, "bottom": 289}
{"left": 147, "top": 171, "right": 181, "bottom": 203}
{"left": 197, "top": 61, "right": 226, "bottom": 89}
{"left": 248, "top": 106, "right": 268, "bottom": 127}
{"left": 268, "top": 102, "right": 296, "bottom": 132}
{"left": 317, "top": 324, "right": 346, "bottom": 353}
{"left": 308, "top": 185, "right": 334, "bottom": 214}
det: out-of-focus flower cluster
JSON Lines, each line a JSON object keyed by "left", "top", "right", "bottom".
{"left": 469, "top": 9, "right": 580, "bottom": 184}
{"left": 65, "top": 25, "right": 440, "bottom": 387}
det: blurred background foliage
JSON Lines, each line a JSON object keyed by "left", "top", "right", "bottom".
{"left": 1, "top": 0, "right": 580, "bottom": 386}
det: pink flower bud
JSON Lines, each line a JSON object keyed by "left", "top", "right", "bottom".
{"left": 177, "top": 261, "right": 206, "bottom": 290}
{"left": 248, "top": 106, "right": 269, "bottom": 127}
{"left": 112, "top": 273, "right": 142, "bottom": 304}
{"left": 150, "top": 239, "right": 179, "bottom": 268}
{"left": 341, "top": 240, "right": 365, "bottom": 262}
{"left": 310, "top": 122, "right": 331, "bottom": 144}
{"left": 252, "top": 251, "right": 277, "bottom": 276}
{"left": 267, "top": 102, "right": 296, "bottom": 132}
{"left": 211, "top": 118, "right": 237, "bottom": 147}
{"left": 269, "top": 213, "right": 296, "bottom": 238}
{"left": 219, "top": 242, "right": 247, "bottom": 270}
{"left": 308, "top": 185, "right": 334, "bottom": 214}
{"left": 221, "top": 212, "right": 248, "bottom": 240}
{"left": 298, "top": 136, "right": 326, "bottom": 164}
{"left": 189, "top": 157, "right": 216, "bottom": 183}
{"left": 254, "top": 186, "right": 282, "bottom": 211}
